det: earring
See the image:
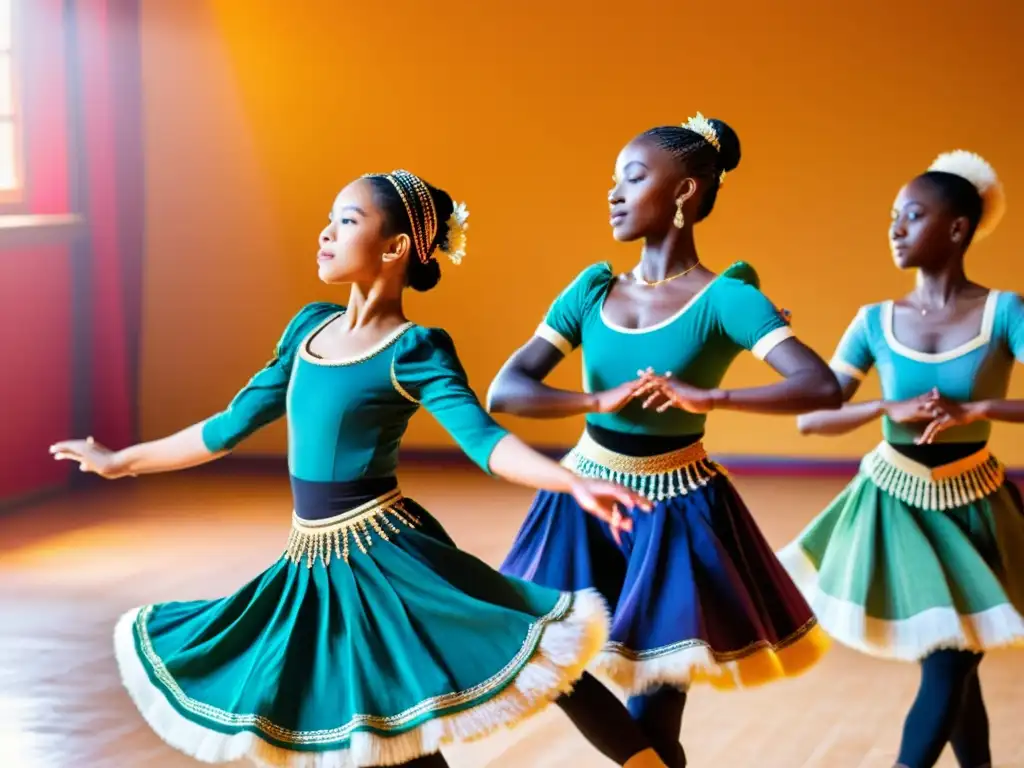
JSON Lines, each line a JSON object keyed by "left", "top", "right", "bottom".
{"left": 673, "top": 198, "right": 685, "bottom": 229}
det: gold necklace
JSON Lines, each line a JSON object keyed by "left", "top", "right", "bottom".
{"left": 633, "top": 261, "right": 700, "bottom": 287}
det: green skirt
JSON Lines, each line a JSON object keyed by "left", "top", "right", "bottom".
{"left": 778, "top": 442, "right": 1024, "bottom": 661}
{"left": 114, "top": 492, "right": 608, "bottom": 767}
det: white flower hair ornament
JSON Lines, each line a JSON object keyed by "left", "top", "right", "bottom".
{"left": 440, "top": 202, "right": 470, "bottom": 265}
{"left": 928, "top": 150, "right": 1006, "bottom": 242}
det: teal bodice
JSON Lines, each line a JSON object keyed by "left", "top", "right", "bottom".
{"left": 201, "top": 303, "right": 509, "bottom": 480}
{"left": 533, "top": 261, "right": 794, "bottom": 436}
{"left": 829, "top": 291, "right": 1024, "bottom": 444}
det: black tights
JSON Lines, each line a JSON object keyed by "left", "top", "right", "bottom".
{"left": 394, "top": 755, "right": 449, "bottom": 767}
{"left": 557, "top": 675, "right": 688, "bottom": 767}
{"left": 555, "top": 673, "right": 654, "bottom": 764}
{"left": 896, "top": 650, "right": 990, "bottom": 768}
{"left": 626, "top": 688, "right": 688, "bottom": 767}
{"left": 391, "top": 674, "right": 663, "bottom": 768}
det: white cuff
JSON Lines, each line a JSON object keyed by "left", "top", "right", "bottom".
{"left": 535, "top": 323, "right": 574, "bottom": 356}
{"left": 751, "top": 326, "right": 794, "bottom": 360}
{"left": 829, "top": 358, "right": 867, "bottom": 381}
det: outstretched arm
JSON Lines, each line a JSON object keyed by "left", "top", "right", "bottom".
{"left": 487, "top": 434, "right": 651, "bottom": 540}
{"left": 51, "top": 424, "right": 224, "bottom": 478}
{"left": 49, "top": 303, "right": 337, "bottom": 479}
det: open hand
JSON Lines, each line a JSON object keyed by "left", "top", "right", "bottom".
{"left": 569, "top": 477, "right": 652, "bottom": 546}
{"left": 49, "top": 437, "right": 130, "bottom": 479}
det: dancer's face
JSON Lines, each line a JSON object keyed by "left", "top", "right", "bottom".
{"left": 317, "top": 179, "right": 409, "bottom": 285}
{"left": 607, "top": 137, "right": 696, "bottom": 242}
{"left": 889, "top": 177, "right": 966, "bottom": 271}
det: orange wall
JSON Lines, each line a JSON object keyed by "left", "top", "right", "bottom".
{"left": 138, "top": 1, "right": 1024, "bottom": 463}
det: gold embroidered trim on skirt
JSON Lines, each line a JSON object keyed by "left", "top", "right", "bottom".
{"left": 862, "top": 442, "right": 1005, "bottom": 511}
{"left": 283, "top": 488, "right": 420, "bottom": 567}
{"left": 561, "top": 431, "right": 721, "bottom": 501}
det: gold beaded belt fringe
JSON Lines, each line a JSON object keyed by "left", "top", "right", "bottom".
{"left": 283, "top": 488, "right": 419, "bottom": 567}
{"left": 561, "top": 431, "right": 722, "bottom": 501}
{"left": 862, "top": 442, "right": 1005, "bottom": 511}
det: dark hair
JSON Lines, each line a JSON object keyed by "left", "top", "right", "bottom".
{"left": 364, "top": 175, "right": 455, "bottom": 292}
{"left": 639, "top": 117, "right": 741, "bottom": 221}
{"left": 914, "top": 170, "right": 984, "bottom": 244}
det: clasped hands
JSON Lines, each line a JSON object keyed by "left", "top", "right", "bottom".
{"left": 592, "top": 368, "right": 719, "bottom": 416}
{"left": 886, "top": 388, "right": 985, "bottom": 445}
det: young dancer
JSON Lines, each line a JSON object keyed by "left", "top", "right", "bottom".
{"left": 489, "top": 115, "right": 841, "bottom": 766}
{"left": 51, "top": 170, "right": 669, "bottom": 768}
{"left": 781, "top": 150, "right": 1024, "bottom": 768}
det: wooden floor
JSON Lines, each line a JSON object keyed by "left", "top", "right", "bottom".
{"left": 2, "top": 467, "right": 1021, "bottom": 768}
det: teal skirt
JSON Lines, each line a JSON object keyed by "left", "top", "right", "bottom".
{"left": 778, "top": 443, "right": 1024, "bottom": 661}
{"left": 114, "top": 491, "right": 608, "bottom": 767}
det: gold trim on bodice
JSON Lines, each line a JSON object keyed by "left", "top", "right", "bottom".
{"left": 862, "top": 442, "right": 1005, "bottom": 511}
{"left": 284, "top": 489, "right": 420, "bottom": 567}
{"left": 561, "top": 431, "right": 722, "bottom": 501}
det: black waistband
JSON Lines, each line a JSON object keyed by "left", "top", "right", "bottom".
{"left": 585, "top": 423, "right": 703, "bottom": 457}
{"left": 887, "top": 441, "right": 988, "bottom": 469}
{"left": 290, "top": 476, "right": 399, "bottom": 520}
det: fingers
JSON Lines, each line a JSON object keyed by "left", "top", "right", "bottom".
{"left": 607, "top": 506, "right": 628, "bottom": 547}
{"left": 916, "top": 416, "right": 950, "bottom": 445}
{"left": 49, "top": 437, "right": 94, "bottom": 455}
{"left": 608, "top": 507, "right": 632, "bottom": 549}
{"left": 610, "top": 486, "right": 653, "bottom": 512}
{"left": 609, "top": 506, "right": 632, "bottom": 532}
{"left": 633, "top": 380, "right": 661, "bottom": 399}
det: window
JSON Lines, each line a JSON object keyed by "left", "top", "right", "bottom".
{"left": 0, "top": 0, "right": 20, "bottom": 205}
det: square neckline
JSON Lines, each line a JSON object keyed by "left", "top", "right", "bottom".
{"left": 882, "top": 290, "right": 999, "bottom": 363}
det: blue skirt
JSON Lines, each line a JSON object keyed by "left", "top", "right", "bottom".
{"left": 500, "top": 434, "right": 829, "bottom": 694}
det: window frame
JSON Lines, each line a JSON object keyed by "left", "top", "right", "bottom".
{"left": 0, "top": 0, "right": 25, "bottom": 209}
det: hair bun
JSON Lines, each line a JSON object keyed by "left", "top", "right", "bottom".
{"left": 708, "top": 118, "right": 741, "bottom": 174}
{"left": 928, "top": 150, "right": 1006, "bottom": 241}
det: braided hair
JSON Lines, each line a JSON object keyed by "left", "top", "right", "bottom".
{"left": 639, "top": 117, "right": 741, "bottom": 221}
{"left": 363, "top": 174, "right": 455, "bottom": 292}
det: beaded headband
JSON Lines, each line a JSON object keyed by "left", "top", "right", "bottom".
{"left": 366, "top": 170, "right": 470, "bottom": 264}
{"left": 383, "top": 170, "right": 438, "bottom": 264}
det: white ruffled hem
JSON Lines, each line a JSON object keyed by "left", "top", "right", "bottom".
{"left": 778, "top": 542, "right": 1024, "bottom": 661}
{"left": 113, "top": 589, "right": 609, "bottom": 767}
{"left": 593, "top": 645, "right": 709, "bottom": 695}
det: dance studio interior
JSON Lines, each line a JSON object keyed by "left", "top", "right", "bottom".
{"left": 2, "top": 1, "right": 1022, "bottom": 766}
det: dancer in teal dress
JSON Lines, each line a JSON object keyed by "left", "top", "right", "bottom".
{"left": 50, "top": 170, "right": 670, "bottom": 768}
{"left": 490, "top": 114, "right": 842, "bottom": 767}
{"left": 781, "top": 150, "right": 1024, "bottom": 768}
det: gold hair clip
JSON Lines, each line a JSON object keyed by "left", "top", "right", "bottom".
{"left": 681, "top": 112, "right": 720, "bottom": 152}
